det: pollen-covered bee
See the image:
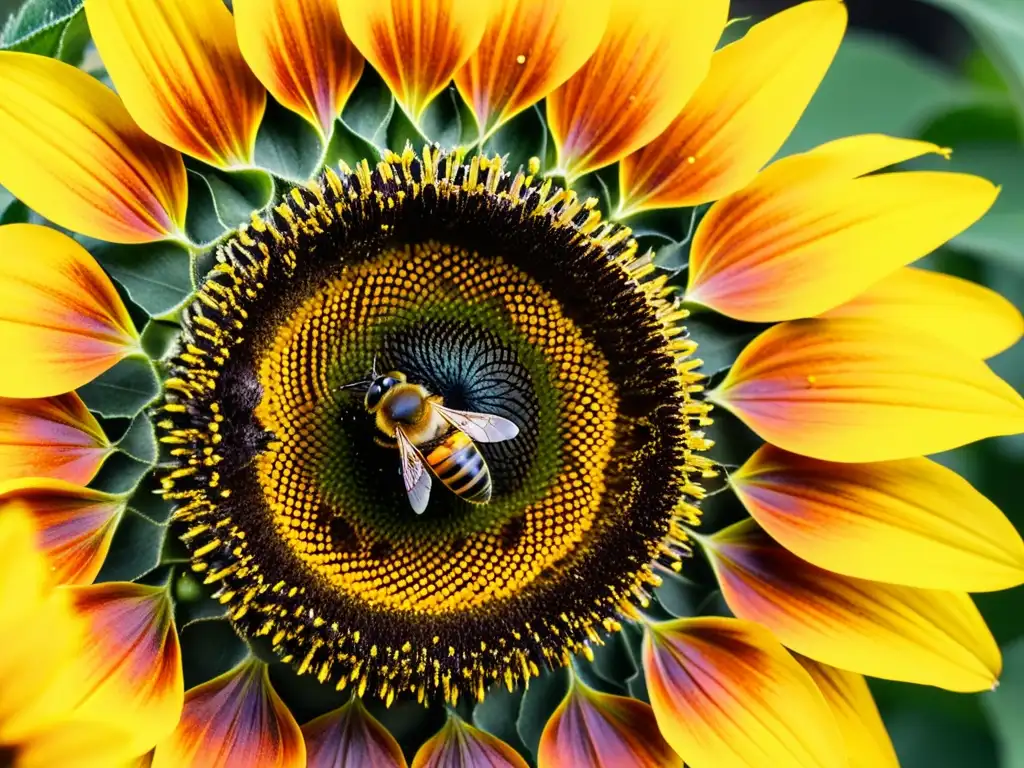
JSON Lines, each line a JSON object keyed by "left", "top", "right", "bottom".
{"left": 341, "top": 367, "right": 519, "bottom": 514}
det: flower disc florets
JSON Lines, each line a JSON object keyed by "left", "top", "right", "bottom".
{"left": 159, "top": 147, "right": 712, "bottom": 705}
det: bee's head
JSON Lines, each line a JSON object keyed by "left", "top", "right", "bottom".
{"left": 364, "top": 370, "right": 406, "bottom": 413}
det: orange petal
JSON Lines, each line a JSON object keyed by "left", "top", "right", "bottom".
{"left": 618, "top": 1, "right": 846, "bottom": 216}
{"left": 412, "top": 715, "right": 528, "bottom": 768}
{"left": 705, "top": 518, "right": 1002, "bottom": 692}
{"left": 63, "top": 583, "right": 184, "bottom": 757}
{"left": 0, "top": 479, "right": 125, "bottom": 587}
{"left": 710, "top": 318, "right": 1024, "bottom": 462}
{"left": 732, "top": 445, "right": 1024, "bottom": 591}
{"left": 302, "top": 698, "right": 407, "bottom": 768}
{"left": 538, "top": 678, "right": 678, "bottom": 767}
{"left": 796, "top": 657, "right": 899, "bottom": 768}
{"left": 686, "top": 135, "right": 998, "bottom": 321}
{"left": 234, "top": 0, "right": 364, "bottom": 140}
{"left": 454, "top": 0, "right": 611, "bottom": 138}
{"left": 0, "top": 505, "right": 82, "bottom": 745}
{"left": 821, "top": 266, "right": 1024, "bottom": 359}
{"left": 642, "top": 616, "right": 843, "bottom": 768}
{"left": 0, "top": 52, "right": 187, "bottom": 244}
{"left": 546, "top": 0, "right": 728, "bottom": 180}
{"left": 86, "top": 0, "right": 267, "bottom": 169}
{"left": 337, "top": 0, "right": 490, "bottom": 122}
{"left": 0, "top": 393, "right": 111, "bottom": 486}
{"left": 152, "top": 659, "right": 304, "bottom": 768}
{"left": 0, "top": 224, "right": 140, "bottom": 398}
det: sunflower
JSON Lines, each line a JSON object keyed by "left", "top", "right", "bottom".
{"left": 1, "top": 0, "right": 1023, "bottom": 765}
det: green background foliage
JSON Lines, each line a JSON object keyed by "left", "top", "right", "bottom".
{"left": 1, "top": 0, "right": 1023, "bottom": 765}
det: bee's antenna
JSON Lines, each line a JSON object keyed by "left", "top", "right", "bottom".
{"left": 336, "top": 379, "right": 371, "bottom": 392}
{"left": 371, "top": 354, "right": 379, "bottom": 378}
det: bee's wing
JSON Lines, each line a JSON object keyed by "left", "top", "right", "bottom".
{"left": 395, "top": 427, "right": 432, "bottom": 514}
{"left": 433, "top": 404, "right": 520, "bottom": 443}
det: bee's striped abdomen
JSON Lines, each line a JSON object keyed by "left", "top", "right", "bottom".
{"left": 424, "top": 429, "right": 492, "bottom": 504}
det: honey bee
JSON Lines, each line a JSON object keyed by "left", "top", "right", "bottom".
{"left": 341, "top": 367, "right": 519, "bottom": 514}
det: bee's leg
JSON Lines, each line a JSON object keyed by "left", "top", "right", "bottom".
{"left": 374, "top": 436, "right": 399, "bottom": 449}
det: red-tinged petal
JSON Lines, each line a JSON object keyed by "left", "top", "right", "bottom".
{"left": 821, "top": 266, "right": 1024, "bottom": 359}
{"left": 546, "top": 0, "right": 728, "bottom": 180}
{"left": 732, "top": 445, "right": 1024, "bottom": 591}
{"left": 686, "top": 135, "right": 998, "bottom": 321}
{"left": 152, "top": 659, "right": 304, "bottom": 768}
{"left": 302, "top": 698, "right": 407, "bottom": 768}
{"left": 0, "top": 479, "right": 124, "bottom": 587}
{"left": 234, "top": 0, "right": 364, "bottom": 140}
{"left": 412, "top": 715, "right": 529, "bottom": 768}
{"left": 337, "top": 0, "right": 490, "bottom": 122}
{"left": 0, "top": 52, "right": 187, "bottom": 244}
{"left": 710, "top": 318, "right": 1024, "bottom": 463}
{"left": 86, "top": 0, "right": 267, "bottom": 169}
{"left": 537, "top": 679, "right": 678, "bottom": 768}
{"left": 795, "top": 657, "right": 899, "bottom": 768}
{"left": 63, "top": 583, "right": 184, "bottom": 757}
{"left": 454, "top": 0, "right": 611, "bottom": 137}
{"left": 619, "top": 0, "right": 847, "bottom": 215}
{"left": 705, "top": 519, "right": 1002, "bottom": 692}
{"left": 0, "top": 393, "right": 111, "bottom": 486}
{"left": 0, "top": 225, "right": 140, "bottom": 398}
{"left": 642, "top": 616, "right": 844, "bottom": 768}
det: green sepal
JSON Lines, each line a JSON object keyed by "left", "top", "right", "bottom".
{"left": 90, "top": 450, "right": 151, "bottom": 495}
{"left": 482, "top": 106, "right": 550, "bottom": 173}
{"left": 141, "top": 319, "right": 183, "bottom": 361}
{"left": 589, "top": 631, "right": 638, "bottom": 692}
{"left": 341, "top": 67, "right": 396, "bottom": 147}
{"left": 415, "top": 86, "right": 477, "bottom": 148}
{"left": 0, "top": 199, "right": 29, "bottom": 225}
{"left": 94, "top": 508, "right": 165, "bottom": 582}
{"left": 93, "top": 241, "right": 193, "bottom": 317}
{"left": 269, "top": 663, "right": 350, "bottom": 726}
{"left": 77, "top": 355, "right": 160, "bottom": 418}
{"left": 172, "top": 569, "right": 230, "bottom": 630}
{"left": 516, "top": 666, "right": 570, "bottom": 759}
{"left": 618, "top": 623, "right": 649, "bottom": 703}
{"left": 0, "top": 0, "right": 88, "bottom": 63}
{"left": 473, "top": 685, "right": 530, "bottom": 758}
{"left": 365, "top": 698, "right": 448, "bottom": 764}
{"left": 116, "top": 412, "right": 157, "bottom": 465}
{"left": 184, "top": 166, "right": 275, "bottom": 245}
{"left": 322, "top": 120, "right": 382, "bottom": 171}
{"left": 653, "top": 570, "right": 702, "bottom": 618}
{"left": 386, "top": 108, "right": 431, "bottom": 157}
{"left": 254, "top": 97, "right": 324, "bottom": 182}
{"left": 127, "top": 470, "right": 175, "bottom": 525}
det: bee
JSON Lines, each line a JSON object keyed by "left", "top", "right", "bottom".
{"left": 341, "top": 367, "right": 519, "bottom": 514}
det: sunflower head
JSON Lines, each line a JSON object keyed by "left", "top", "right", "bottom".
{"left": 0, "top": 0, "right": 1023, "bottom": 766}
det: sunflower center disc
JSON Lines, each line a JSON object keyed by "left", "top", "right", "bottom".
{"left": 160, "top": 149, "right": 711, "bottom": 704}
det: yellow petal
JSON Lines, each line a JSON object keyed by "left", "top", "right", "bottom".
{"left": 152, "top": 659, "right": 304, "bottom": 768}
{"left": 0, "top": 393, "right": 111, "bottom": 486}
{"left": 454, "top": 0, "right": 611, "bottom": 138}
{"left": 0, "top": 224, "right": 140, "bottom": 398}
{"left": 0, "top": 505, "right": 82, "bottom": 745}
{"left": 821, "top": 266, "right": 1023, "bottom": 359}
{"left": 0, "top": 479, "right": 125, "bottom": 587}
{"left": 234, "top": 0, "right": 363, "bottom": 140}
{"left": 642, "top": 616, "right": 844, "bottom": 768}
{"left": 302, "top": 698, "right": 407, "bottom": 768}
{"left": 795, "top": 657, "right": 899, "bottom": 768}
{"left": 0, "top": 52, "right": 187, "bottom": 244}
{"left": 687, "top": 135, "right": 998, "bottom": 321}
{"left": 705, "top": 518, "right": 1002, "bottom": 692}
{"left": 546, "top": 0, "right": 728, "bottom": 180}
{"left": 732, "top": 445, "right": 1024, "bottom": 591}
{"left": 619, "top": 0, "right": 847, "bottom": 216}
{"left": 61, "top": 583, "right": 184, "bottom": 757}
{"left": 538, "top": 679, "right": 679, "bottom": 767}
{"left": 412, "top": 715, "right": 528, "bottom": 768}
{"left": 86, "top": 0, "right": 267, "bottom": 169}
{"left": 15, "top": 722, "right": 151, "bottom": 768}
{"left": 710, "top": 318, "right": 1024, "bottom": 462}
{"left": 337, "top": 0, "right": 490, "bottom": 122}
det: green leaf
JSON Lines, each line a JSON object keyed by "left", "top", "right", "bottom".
{"left": 95, "top": 508, "right": 165, "bottom": 582}
{"left": 141, "top": 319, "right": 183, "bottom": 361}
{"left": 78, "top": 355, "right": 160, "bottom": 418}
{"left": 482, "top": 105, "right": 549, "bottom": 174}
{"left": 780, "top": 31, "right": 976, "bottom": 157}
{"left": 322, "top": 120, "right": 381, "bottom": 171}
{"left": 117, "top": 412, "right": 157, "bottom": 464}
{"left": 983, "top": 636, "right": 1024, "bottom": 764}
{"left": 474, "top": 686, "right": 530, "bottom": 759}
{"left": 386, "top": 107, "right": 430, "bottom": 156}
{"left": 90, "top": 450, "right": 151, "bottom": 495}
{"left": 417, "top": 86, "right": 475, "bottom": 148}
{"left": 341, "top": 67, "right": 395, "bottom": 147}
{"left": 254, "top": 97, "right": 324, "bottom": 182}
{"left": 921, "top": 0, "right": 1024, "bottom": 121}
{"left": 516, "top": 666, "right": 570, "bottom": 759}
{"left": 93, "top": 241, "right": 193, "bottom": 316}
{"left": 0, "top": 0, "right": 86, "bottom": 62}
{"left": 184, "top": 166, "right": 274, "bottom": 244}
